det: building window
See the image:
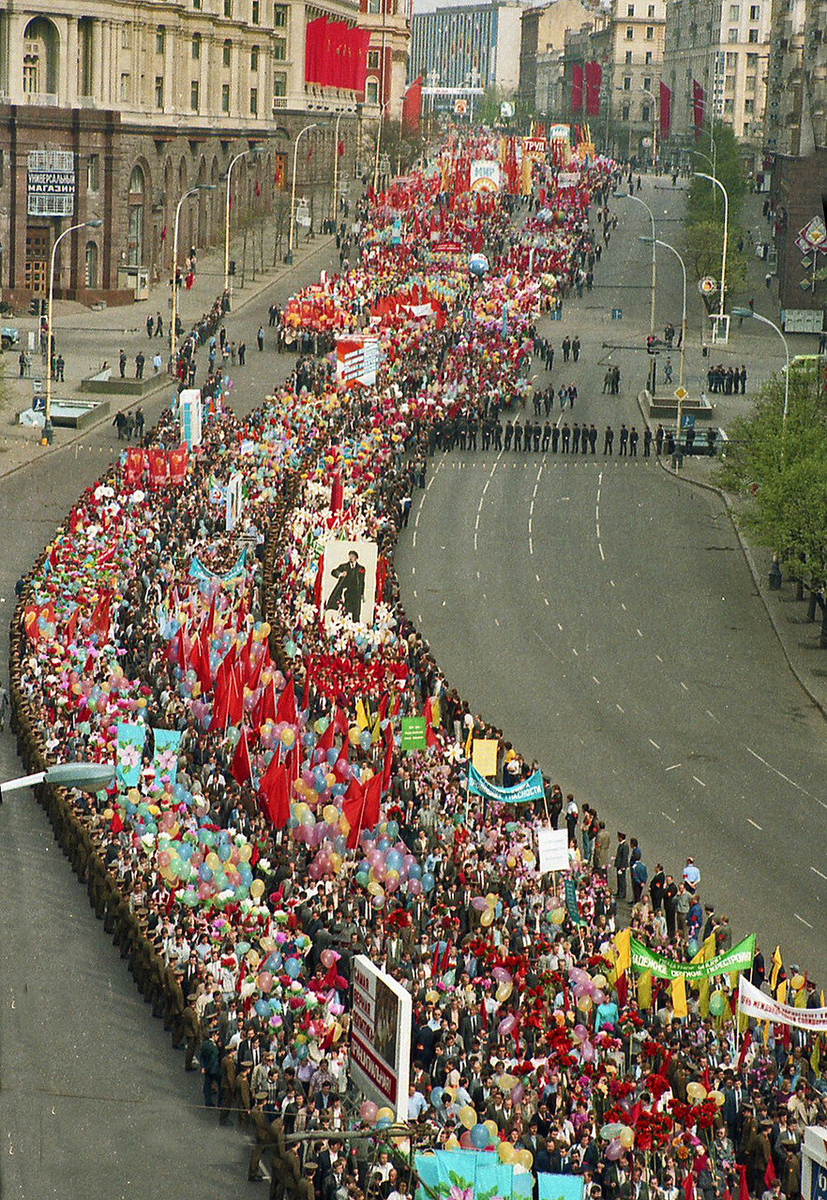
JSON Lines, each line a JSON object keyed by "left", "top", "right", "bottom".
{"left": 725, "top": 73, "right": 736, "bottom": 89}
{"left": 621, "top": 102, "right": 630, "bottom": 119}
{"left": 155, "top": 75, "right": 164, "bottom": 107}
{"left": 644, "top": 75, "right": 651, "bottom": 89}
{"left": 156, "top": 26, "right": 165, "bottom": 53}
{"left": 251, "top": 45, "right": 259, "bottom": 69}
{"left": 645, "top": 24, "right": 654, "bottom": 37}
{"left": 746, "top": 51, "right": 758, "bottom": 64}
{"left": 748, "top": 26, "right": 759, "bottom": 39}
{"left": 625, "top": 49, "right": 633, "bottom": 63}
{"left": 192, "top": 34, "right": 201, "bottom": 60}
{"left": 744, "top": 97, "right": 754, "bottom": 110}
{"left": 120, "top": 72, "right": 130, "bottom": 100}
{"left": 749, "top": 4, "right": 759, "bottom": 16}
{"left": 729, "top": 3, "right": 739, "bottom": 16}
{"left": 222, "top": 82, "right": 230, "bottom": 111}
{"left": 224, "top": 0, "right": 232, "bottom": 15}
{"left": 645, "top": 50, "right": 652, "bottom": 62}
{"left": 745, "top": 74, "right": 756, "bottom": 89}
{"left": 252, "top": 0, "right": 260, "bottom": 23}
{"left": 627, "top": 4, "right": 635, "bottom": 14}
{"left": 642, "top": 103, "right": 650, "bottom": 120}
{"left": 368, "top": 49, "right": 380, "bottom": 69}
{"left": 728, "top": 26, "right": 738, "bottom": 39}
{"left": 193, "top": 0, "right": 201, "bottom": 8}
{"left": 725, "top": 50, "right": 737, "bottom": 64}
{"left": 274, "top": 37, "right": 286, "bottom": 60}
{"left": 85, "top": 241, "right": 98, "bottom": 289}
{"left": 623, "top": 75, "right": 631, "bottom": 89}
{"left": 724, "top": 97, "right": 733, "bottom": 112}
{"left": 121, "top": 24, "right": 131, "bottom": 49}
{"left": 626, "top": 25, "right": 634, "bottom": 38}
{"left": 366, "top": 75, "right": 379, "bottom": 103}
{"left": 250, "top": 86, "right": 258, "bottom": 113}
{"left": 223, "top": 39, "right": 232, "bottom": 66}
{"left": 191, "top": 80, "right": 199, "bottom": 109}
{"left": 648, "top": 3, "right": 655, "bottom": 13}
{"left": 273, "top": 71, "right": 287, "bottom": 96}
{"left": 369, "top": 0, "right": 381, "bottom": 11}
{"left": 87, "top": 153, "right": 100, "bottom": 192}
{"left": 274, "top": 4, "right": 287, "bottom": 26}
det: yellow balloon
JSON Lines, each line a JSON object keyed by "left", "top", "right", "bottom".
{"left": 516, "top": 1149, "right": 533, "bottom": 1170}
{"left": 239, "top": 843, "right": 253, "bottom": 862}
{"left": 205, "top": 852, "right": 220, "bottom": 871}
{"left": 592, "top": 974, "right": 607, "bottom": 989}
{"left": 792, "top": 973, "right": 805, "bottom": 990}
{"left": 506, "top": 856, "right": 517, "bottom": 869}
{"left": 367, "top": 881, "right": 385, "bottom": 897}
{"left": 445, "top": 1136, "right": 461, "bottom": 1152}
{"left": 708, "top": 1090, "right": 725, "bottom": 1108}
{"left": 459, "top": 1105, "right": 478, "bottom": 1130}
{"left": 498, "top": 1074, "right": 517, "bottom": 1092}
{"left": 480, "top": 908, "right": 494, "bottom": 927}
{"left": 498, "top": 1142, "right": 515, "bottom": 1164}
{"left": 484, "top": 1120, "right": 499, "bottom": 1139}
{"left": 687, "top": 1082, "right": 707, "bottom": 1103}
{"left": 323, "top": 805, "right": 339, "bottom": 825}
{"left": 376, "top": 1106, "right": 394, "bottom": 1122}
{"left": 551, "top": 908, "right": 566, "bottom": 924}
{"left": 576, "top": 994, "right": 592, "bottom": 1013}
{"left": 496, "top": 981, "right": 513, "bottom": 1003}
{"left": 329, "top": 852, "right": 342, "bottom": 874}
{"left": 348, "top": 727, "right": 361, "bottom": 745}
{"left": 619, "top": 1127, "right": 635, "bottom": 1150}
{"left": 250, "top": 879, "right": 265, "bottom": 899}
{"left": 485, "top": 894, "right": 498, "bottom": 907}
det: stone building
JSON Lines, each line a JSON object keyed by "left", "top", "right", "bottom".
{"left": 0, "top": 0, "right": 391, "bottom": 307}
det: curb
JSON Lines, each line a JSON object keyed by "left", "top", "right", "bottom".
{"left": 635, "top": 390, "right": 827, "bottom": 723}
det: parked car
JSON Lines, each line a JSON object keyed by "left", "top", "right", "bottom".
{"left": 1, "top": 326, "right": 20, "bottom": 350}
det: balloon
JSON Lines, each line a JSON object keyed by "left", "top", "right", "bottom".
{"left": 576, "top": 994, "right": 593, "bottom": 1013}
{"left": 573, "top": 1024, "right": 588, "bottom": 1043}
{"left": 320, "top": 949, "right": 336, "bottom": 969}
{"left": 284, "top": 957, "right": 301, "bottom": 979}
{"left": 444, "top": 1136, "right": 461, "bottom": 1152}
{"left": 459, "top": 1132, "right": 473, "bottom": 1150}
{"left": 480, "top": 908, "right": 494, "bottom": 927}
{"left": 606, "top": 1139, "right": 623, "bottom": 1162}
{"left": 250, "top": 879, "right": 265, "bottom": 899}
{"left": 376, "top": 1107, "right": 394, "bottom": 1122}
{"left": 601, "top": 1124, "right": 625, "bottom": 1140}
{"left": 498, "top": 1142, "right": 516, "bottom": 1164}
{"left": 709, "top": 992, "right": 725, "bottom": 1017}
{"left": 792, "top": 973, "right": 806, "bottom": 990}
{"left": 258, "top": 971, "right": 273, "bottom": 993}
{"left": 497, "top": 1014, "right": 516, "bottom": 1037}
{"left": 360, "top": 1101, "right": 378, "bottom": 1125}
{"left": 471, "top": 896, "right": 489, "bottom": 912}
{"left": 709, "top": 1090, "right": 725, "bottom": 1108}
{"left": 431, "top": 1086, "right": 444, "bottom": 1107}
{"left": 581, "top": 1040, "right": 595, "bottom": 1063}
{"left": 512, "top": 1083, "right": 525, "bottom": 1105}
{"left": 492, "top": 967, "right": 512, "bottom": 983}
{"left": 496, "top": 981, "right": 513, "bottom": 1003}
{"left": 619, "top": 1127, "right": 635, "bottom": 1150}
{"left": 459, "top": 1105, "right": 477, "bottom": 1130}
{"left": 687, "top": 1082, "right": 708, "bottom": 1103}
{"left": 592, "top": 974, "right": 607, "bottom": 989}
{"left": 515, "top": 1149, "right": 533, "bottom": 1170}
{"left": 470, "top": 1124, "right": 490, "bottom": 1149}
{"left": 484, "top": 1120, "right": 499, "bottom": 1139}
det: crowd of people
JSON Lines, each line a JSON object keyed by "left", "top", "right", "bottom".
{"left": 8, "top": 132, "right": 827, "bottom": 1200}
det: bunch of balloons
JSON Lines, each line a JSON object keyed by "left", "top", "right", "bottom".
{"left": 353, "top": 821, "right": 433, "bottom": 908}
{"left": 568, "top": 966, "right": 610, "bottom": 1016}
{"left": 600, "top": 1121, "right": 635, "bottom": 1160}
{"left": 470, "top": 893, "right": 499, "bottom": 928}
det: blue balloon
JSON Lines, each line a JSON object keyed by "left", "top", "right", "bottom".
{"left": 421, "top": 872, "right": 435, "bottom": 893}
{"left": 199, "top": 864, "right": 213, "bottom": 882}
{"left": 386, "top": 849, "right": 403, "bottom": 873}
{"left": 431, "top": 1086, "right": 444, "bottom": 1107}
{"left": 375, "top": 1117, "right": 391, "bottom": 1130}
{"left": 327, "top": 748, "right": 339, "bottom": 766}
{"left": 386, "top": 821, "right": 399, "bottom": 840}
{"left": 284, "top": 957, "right": 301, "bottom": 979}
{"left": 255, "top": 1000, "right": 270, "bottom": 1017}
{"left": 470, "top": 1124, "right": 489, "bottom": 1149}
{"left": 218, "top": 842, "right": 232, "bottom": 862}
{"left": 359, "top": 731, "right": 372, "bottom": 752}
{"left": 408, "top": 862, "right": 422, "bottom": 881}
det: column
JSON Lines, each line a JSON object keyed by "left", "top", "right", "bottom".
{"left": 100, "top": 20, "right": 110, "bottom": 106}
{"left": 65, "top": 17, "right": 79, "bottom": 107}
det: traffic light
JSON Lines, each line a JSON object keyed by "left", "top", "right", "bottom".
{"left": 29, "top": 298, "right": 40, "bottom": 316}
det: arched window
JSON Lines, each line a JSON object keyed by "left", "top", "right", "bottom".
{"left": 366, "top": 76, "right": 379, "bottom": 105}
{"left": 85, "top": 241, "right": 99, "bottom": 289}
{"left": 127, "top": 165, "right": 146, "bottom": 266}
{"left": 129, "top": 165, "right": 145, "bottom": 196}
{"left": 23, "top": 17, "right": 59, "bottom": 96}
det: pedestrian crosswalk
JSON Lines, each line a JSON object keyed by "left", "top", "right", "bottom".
{"left": 445, "top": 458, "right": 657, "bottom": 468}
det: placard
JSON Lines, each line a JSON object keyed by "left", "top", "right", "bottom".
{"left": 537, "top": 827, "right": 569, "bottom": 874}
{"left": 350, "top": 955, "right": 412, "bottom": 1121}
{"left": 400, "top": 716, "right": 427, "bottom": 751}
{"left": 471, "top": 738, "right": 498, "bottom": 777}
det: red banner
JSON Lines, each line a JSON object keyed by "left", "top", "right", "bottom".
{"left": 169, "top": 445, "right": 189, "bottom": 485}
{"left": 304, "top": 17, "right": 370, "bottom": 91}
{"left": 147, "top": 449, "right": 168, "bottom": 487}
{"left": 124, "top": 447, "right": 145, "bottom": 488}
{"left": 585, "top": 61, "right": 602, "bottom": 116}
{"left": 692, "top": 79, "right": 705, "bottom": 134}
{"left": 571, "top": 63, "right": 583, "bottom": 114}
{"left": 402, "top": 76, "right": 422, "bottom": 134}
{"left": 660, "top": 82, "right": 671, "bottom": 141}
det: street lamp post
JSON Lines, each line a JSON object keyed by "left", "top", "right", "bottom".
{"left": 640, "top": 87, "right": 657, "bottom": 167}
{"left": 615, "top": 191, "right": 656, "bottom": 335}
{"left": 732, "top": 307, "right": 790, "bottom": 435}
{"left": 696, "top": 171, "right": 729, "bottom": 334}
{"left": 287, "top": 123, "right": 318, "bottom": 265}
{"left": 44, "top": 217, "right": 103, "bottom": 444}
{"left": 224, "top": 148, "right": 260, "bottom": 299}
{"left": 331, "top": 109, "right": 354, "bottom": 227}
{"left": 641, "top": 235, "right": 687, "bottom": 448}
{"left": 169, "top": 182, "right": 214, "bottom": 367}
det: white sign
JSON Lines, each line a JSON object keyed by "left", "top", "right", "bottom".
{"left": 350, "top": 955, "right": 412, "bottom": 1121}
{"left": 547, "top": 123, "right": 571, "bottom": 141}
{"left": 470, "top": 160, "right": 500, "bottom": 193}
{"left": 738, "top": 975, "right": 827, "bottom": 1031}
{"left": 336, "top": 335, "right": 382, "bottom": 386}
{"left": 179, "top": 388, "right": 202, "bottom": 449}
{"left": 537, "top": 827, "right": 569, "bottom": 874}
{"left": 556, "top": 172, "right": 580, "bottom": 188}
{"left": 27, "top": 150, "right": 75, "bottom": 217}
{"left": 225, "top": 472, "right": 243, "bottom": 532}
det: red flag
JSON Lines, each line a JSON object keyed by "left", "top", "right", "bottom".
{"left": 161, "top": 225, "right": 167, "bottom": 242}
{"left": 402, "top": 76, "right": 423, "bottom": 134}
{"left": 659, "top": 81, "right": 672, "bottom": 140}
{"left": 259, "top": 756, "right": 290, "bottom": 829}
{"left": 683, "top": 1174, "right": 695, "bottom": 1200}
{"left": 231, "top": 727, "right": 252, "bottom": 784}
{"left": 737, "top": 1166, "right": 750, "bottom": 1200}
{"left": 277, "top": 676, "right": 297, "bottom": 726}
{"left": 254, "top": 179, "right": 261, "bottom": 197}
{"left": 343, "top": 776, "right": 366, "bottom": 850}
{"left": 381, "top": 738, "right": 394, "bottom": 791}
{"left": 693, "top": 79, "right": 705, "bottom": 133}
{"left": 317, "top": 718, "right": 336, "bottom": 757}
{"left": 571, "top": 63, "right": 584, "bottom": 113}
{"left": 584, "top": 61, "right": 602, "bottom": 116}
{"left": 362, "top": 771, "right": 381, "bottom": 829}
{"left": 736, "top": 1030, "right": 752, "bottom": 1073}
{"left": 226, "top": 668, "right": 244, "bottom": 729}
{"left": 253, "top": 678, "right": 277, "bottom": 729}
{"left": 764, "top": 1160, "right": 776, "bottom": 1187}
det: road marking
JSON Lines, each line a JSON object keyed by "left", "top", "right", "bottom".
{"left": 572, "top": 647, "right": 579, "bottom": 656}
{"left": 666, "top": 763, "right": 681, "bottom": 771}
{"left": 595, "top": 523, "right": 600, "bottom": 539}
{"left": 636, "top": 628, "right": 643, "bottom": 638}
{"left": 706, "top": 709, "right": 718, "bottom": 722}
{"left": 649, "top": 739, "right": 660, "bottom": 749}
{"left": 599, "top": 543, "right": 605, "bottom": 561}
{"left": 811, "top": 867, "right": 827, "bottom": 881}
{"left": 616, "top": 703, "right": 624, "bottom": 713}
{"left": 794, "top": 913, "right": 813, "bottom": 929}
{"left": 412, "top": 531, "right": 417, "bottom": 546}
{"left": 528, "top": 519, "right": 533, "bottom": 534}
{"left": 656, "top": 653, "right": 663, "bottom": 662}
{"left": 557, "top": 622, "right": 563, "bottom": 631}
{"left": 661, "top": 811, "right": 676, "bottom": 823}
{"left": 494, "top": 618, "right": 500, "bottom": 627}
{"left": 692, "top": 775, "right": 706, "bottom": 787}
{"left": 744, "top": 745, "right": 827, "bottom": 806}
{"left": 748, "top": 819, "right": 762, "bottom": 831}
{"left": 411, "top": 566, "right": 415, "bottom": 576}
{"left": 544, "top": 597, "right": 550, "bottom": 606}
{"left": 595, "top": 506, "right": 600, "bottom": 520}
{"left": 610, "top": 579, "right": 615, "bottom": 587}
{"left": 680, "top": 682, "right": 689, "bottom": 691}
{"left": 621, "top": 602, "right": 626, "bottom": 611}
{"left": 592, "top": 675, "right": 601, "bottom": 685}
{"left": 529, "top": 538, "right": 534, "bottom": 555}
{"left": 412, "top": 589, "right": 418, "bottom": 598}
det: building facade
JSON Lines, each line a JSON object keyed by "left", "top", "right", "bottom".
{"left": 519, "top": 0, "right": 595, "bottom": 114}
{"left": 0, "top": 0, "right": 395, "bottom": 306}
{"left": 360, "top": 0, "right": 411, "bottom": 121}
{"left": 408, "top": 0, "right": 524, "bottom": 96}
{"left": 662, "top": 0, "right": 771, "bottom": 156}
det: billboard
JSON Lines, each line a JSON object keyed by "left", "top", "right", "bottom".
{"left": 322, "top": 538, "right": 378, "bottom": 627}
{"left": 350, "top": 955, "right": 412, "bottom": 1121}
{"left": 179, "top": 388, "right": 202, "bottom": 449}
{"left": 801, "top": 1125, "right": 827, "bottom": 1200}
{"left": 336, "top": 335, "right": 382, "bottom": 386}
{"left": 470, "top": 160, "right": 500, "bottom": 193}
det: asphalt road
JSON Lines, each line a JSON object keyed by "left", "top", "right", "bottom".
{"left": 395, "top": 179, "right": 827, "bottom": 973}
{"left": 0, "top": 237, "right": 340, "bottom": 1200}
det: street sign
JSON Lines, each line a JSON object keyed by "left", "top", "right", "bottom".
{"left": 699, "top": 276, "right": 717, "bottom": 296}
{"left": 674, "top": 386, "right": 688, "bottom": 401}
{"left": 611, "top": 308, "right": 622, "bottom": 320}
{"left": 681, "top": 413, "right": 695, "bottom": 427}
{"left": 32, "top": 395, "right": 45, "bottom": 412}
{"left": 799, "top": 215, "right": 827, "bottom": 249}
{"left": 31, "top": 378, "right": 43, "bottom": 393}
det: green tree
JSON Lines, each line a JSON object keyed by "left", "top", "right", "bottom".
{"left": 683, "top": 124, "right": 748, "bottom": 309}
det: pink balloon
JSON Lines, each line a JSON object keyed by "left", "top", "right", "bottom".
{"left": 460, "top": 1132, "right": 473, "bottom": 1149}
{"left": 593, "top": 990, "right": 607, "bottom": 1006}
{"left": 498, "top": 1014, "right": 517, "bottom": 1037}
{"left": 581, "top": 1040, "right": 595, "bottom": 1063}
{"left": 512, "top": 1082, "right": 525, "bottom": 1105}
{"left": 573, "top": 1023, "right": 588, "bottom": 1043}
{"left": 492, "top": 967, "right": 512, "bottom": 984}
{"left": 471, "top": 897, "right": 489, "bottom": 912}
{"left": 606, "top": 1139, "right": 623, "bottom": 1161}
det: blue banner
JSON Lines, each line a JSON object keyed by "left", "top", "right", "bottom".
{"left": 539, "top": 1176, "right": 584, "bottom": 1200}
{"left": 115, "top": 722, "right": 147, "bottom": 790}
{"left": 468, "top": 763, "right": 545, "bottom": 804}
{"left": 415, "top": 1150, "right": 514, "bottom": 1200}
{"left": 152, "top": 728, "right": 182, "bottom": 787}
{"left": 189, "top": 547, "right": 247, "bottom": 583}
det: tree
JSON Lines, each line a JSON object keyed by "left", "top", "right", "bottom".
{"left": 379, "top": 120, "right": 424, "bottom": 174}
{"left": 683, "top": 124, "right": 748, "bottom": 308}
{"left": 683, "top": 219, "right": 748, "bottom": 308}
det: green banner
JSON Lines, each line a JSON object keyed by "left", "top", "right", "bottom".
{"left": 400, "top": 716, "right": 427, "bottom": 751}
{"left": 629, "top": 933, "right": 755, "bottom": 980}
{"left": 564, "top": 879, "right": 587, "bottom": 926}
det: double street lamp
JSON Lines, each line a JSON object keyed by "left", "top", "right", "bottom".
{"left": 614, "top": 191, "right": 656, "bottom": 336}
{"left": 44, "top": 217, "right": 103, "bottom": 444}
{"left": 287, "top": 123, "right": 318, "bottom": 264}
{"left": 640, "top": 235, "right": 687, "bottom": 447}
{"left": 696, "top": 171, "right": 729, "bottom": 334}
{"left": 224, "top": 147, "right": 261, "bottom": 297}
{"left": 170, "top": 183, "right": 215, "bottom": 367}
{"left": 732, "top": 307, "right": 790, "bottom": 435}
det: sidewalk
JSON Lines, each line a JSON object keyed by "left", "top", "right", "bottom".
{"left": 0, "top": 228, "right": 335, "bottom": 476}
